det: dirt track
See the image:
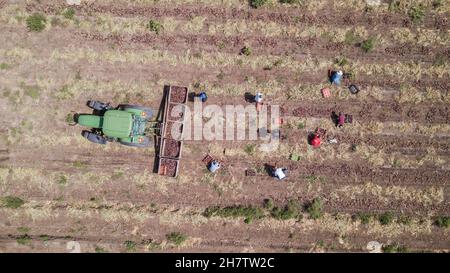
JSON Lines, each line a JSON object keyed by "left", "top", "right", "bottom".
{"left": 0, "top": 0, "right": 449, "bottom": 253}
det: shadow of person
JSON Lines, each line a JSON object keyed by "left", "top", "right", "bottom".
{"left": 244, "top": 92, "right": 255, "bottom": 103}
{"left": 188, "top": 92, "right": 196, "bottom": 102}
{"left": 307, "top": 132, "right": 316, "bottom": 145}
{"left": 264, "top": 163, "right": 275, "bottom": 177}
{"left": 331, "top": 111, "right": 339, "bottom": 126}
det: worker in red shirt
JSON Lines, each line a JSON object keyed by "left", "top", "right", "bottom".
{"left": 310, "top": 128, "right": 326, "bottom": 148}
{"left": 338, "top": 112, "right": 345, "bottom": 128}
{"left": 311, "top": 134, "right": 321, "bottom": 148}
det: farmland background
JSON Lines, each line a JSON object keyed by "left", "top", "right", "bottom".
{"left": 0, "top": 0, "right": 449, "bottom": 252}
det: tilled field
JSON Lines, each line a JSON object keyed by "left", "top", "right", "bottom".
{"left": 0, "top": 0, "right": 449, "bottom": 253}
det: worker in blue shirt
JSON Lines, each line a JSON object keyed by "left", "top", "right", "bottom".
{"left": 330, "top": 70, "right": 343, "bottom": 85}
{"left": 197, "top": 91, "right": 208, "bottom": 102}
{"left": 208, "top": 160, "right": 220, "bottom": 173}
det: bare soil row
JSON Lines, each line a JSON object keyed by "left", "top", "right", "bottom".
{"left": 26, "top": 1, "right": 449, "bottom": 30}
{"left": 78, "top": 31, "right": 450, "bottom": 64}
{"left": 4, "top": 144, "right": 449, "bottom": 216}
{"left": 6, "top": 145, "right": 450, "bottom": 187}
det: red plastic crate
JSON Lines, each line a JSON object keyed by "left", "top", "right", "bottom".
{"left": 321, "top": 88, "right": 331, "bottom": 98}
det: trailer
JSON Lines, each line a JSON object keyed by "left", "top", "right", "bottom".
{"left": 157, "top": 85, "right": 188, "bottom": 178}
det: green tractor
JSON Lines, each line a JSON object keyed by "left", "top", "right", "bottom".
{"left": 75, "top": 100, "right": 158, "bottom": 147}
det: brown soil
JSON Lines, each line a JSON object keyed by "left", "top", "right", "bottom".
{"left": 78, "top": 31, "right": 448, "bottom": 63}
{"left": 26, "top": 1, "right": 448, "bottom": 30}
{"left": 290, "top": 101, "right": 449, "bottom": 124}
{"left": 162, "top": 138, "right": 181, "bottom": 158}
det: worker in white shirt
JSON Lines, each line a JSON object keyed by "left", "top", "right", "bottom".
{"left": 272, "top": 166, "right": 288, "bottom": 180}
{"left": 255, "top": 92, "right": 263, "bottom": 103}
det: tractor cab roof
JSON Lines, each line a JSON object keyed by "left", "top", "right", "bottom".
{"left": 102, "top": 110, "right": 133, "bottom": 138}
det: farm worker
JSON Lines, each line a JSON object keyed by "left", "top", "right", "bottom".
{"left": 255, "top": 92, "right": 264, "bottom": 112}
{"left": 198, "top": 91, "right": 208, "bottom": 102}
{"left": 255, "top": 92, "right": 264, "bottom": 103}
{"left": 330, "top": 70, "right": 343, "bottom": 85}
{"left": 272, "top": 167, "right": 287, "bottom": 180}
{"left": 338, "top": 112, "right": 345, "bottom": 128}
{"left": 208, "top": 160, "right": 220, "bottom": 173}
{"left": 310, "top": 134, "right": 321, "bottom": 148}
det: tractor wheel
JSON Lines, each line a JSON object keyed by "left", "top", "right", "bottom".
{"left": 120, "top": 104, "right": 153, "bottom": 120}
{"left": 119, "top": 136, "right": 151, "bottom": 148}
{"left": 87, "top": 100, "right": 112, "bottom": 111}
{"left": 81, "top": 130, "right": 107, "bottom": 145}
